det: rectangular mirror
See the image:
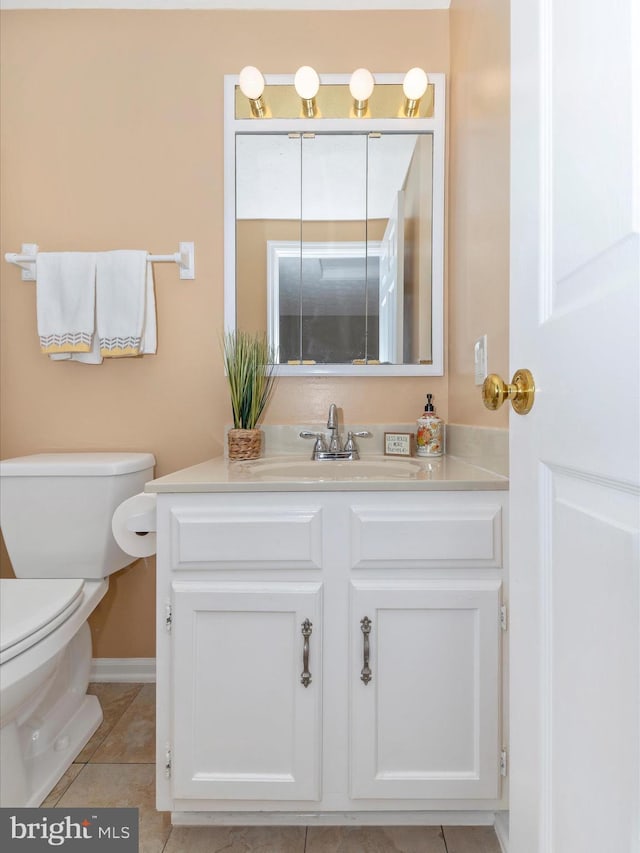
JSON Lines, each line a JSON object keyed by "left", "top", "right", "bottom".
{"left": 225, "top": 73, "right": 445, "bottom": 376}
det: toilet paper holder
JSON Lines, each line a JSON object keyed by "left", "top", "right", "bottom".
{"left": 112, "top": 492, "right": 157, "bottom": 558}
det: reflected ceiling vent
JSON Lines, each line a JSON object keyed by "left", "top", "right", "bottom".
{"left": 319, "top": 258, "right": 378, "bottom": 282}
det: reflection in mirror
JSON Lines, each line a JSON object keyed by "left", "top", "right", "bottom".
{"left": 300, "top": 133, "right": 367, "bottom": 364}
{"left": 235, "top": 132, "right": 433, "bottom": 367}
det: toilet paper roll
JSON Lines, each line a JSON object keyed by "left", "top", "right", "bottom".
{"left": 112, "top": 492, "right": 157, "bottom": 558}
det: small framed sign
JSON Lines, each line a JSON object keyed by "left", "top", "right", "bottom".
{"left": 384, "top": 432, "right": 414, "bottom": 457}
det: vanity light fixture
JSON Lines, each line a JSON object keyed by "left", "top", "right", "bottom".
{"left": 294, "top": 66, "right": 320, "bottom": 117}
{"left": 402, "top": 67, "right": 429, "bottom": 117}
{"left": 349, "top": 68, "right": 375, "bottom": 117}
{"left": 234, "top": 68, "right": 435, "bottom": 121}
{"left": 239, "top": 65, "right": 267, "bottom": 118}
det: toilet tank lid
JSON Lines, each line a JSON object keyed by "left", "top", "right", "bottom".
{"left": 0, "top": 452, "right": 155, "bottom": 477}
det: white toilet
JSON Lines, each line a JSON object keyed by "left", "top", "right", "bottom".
{"left": 0, "top": 451, "right": 155, "bottom": 807}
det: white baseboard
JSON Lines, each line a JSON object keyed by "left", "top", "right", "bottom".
{"left": 494, "top": 810, "right": 509, "bottom": 853}
{"left": 90, "top": 657, "right": 156, "bottom": 683}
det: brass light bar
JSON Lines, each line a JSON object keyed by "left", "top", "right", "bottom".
{"left": 235, "top": 83, "right": 435, "bottom": 120}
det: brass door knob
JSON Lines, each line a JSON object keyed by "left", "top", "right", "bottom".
{"left": 482, "top": 369, "right": 535, "bottom": 415}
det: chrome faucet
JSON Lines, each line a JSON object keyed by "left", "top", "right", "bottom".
{"left": 327, "top": 403, "right": 340, "bottom": 452}
{"left": 299, "top": 404, "right": 371, "bottom": 460}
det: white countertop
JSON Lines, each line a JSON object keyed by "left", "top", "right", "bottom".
{"left": 145, "top": 454, "right": 509, "bottom": 493}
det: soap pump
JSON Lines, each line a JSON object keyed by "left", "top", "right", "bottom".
{"left": 416, "top": 393, "right": 444, "bottom": 457}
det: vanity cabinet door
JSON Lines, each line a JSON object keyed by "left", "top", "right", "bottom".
{"left": 350, "top": 580, "right": 501, "bottom": 800}
{"left": 171, "top": 581, "right": 322, "bottom": 801}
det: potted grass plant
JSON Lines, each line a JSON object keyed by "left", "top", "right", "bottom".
{"left": 222, "top": 330, "right": 277, "bottom": 460}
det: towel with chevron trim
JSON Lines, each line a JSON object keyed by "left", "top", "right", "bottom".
{"left": 36, "top": 252, "right": 97, "bottom": 354}
{"left": 96, "top": 250, "right": 156, "bottom": 358}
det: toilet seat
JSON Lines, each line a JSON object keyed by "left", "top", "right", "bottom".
{"left": 0, "top": 579, "right": 84, "bottom": 665}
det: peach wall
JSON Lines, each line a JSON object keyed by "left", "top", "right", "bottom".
{"left": 448, "top": 0, "right": 510, "bottom": 427}
{"left": 0, "top": 9, "right": 450, "bottom": 657}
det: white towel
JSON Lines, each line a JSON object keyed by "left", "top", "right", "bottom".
{"left": 96, "top": 251, "right": 157, "bottom": 357}
{"left": 36, "top": 252, "right": 97, "bottom": 354}
{"left": 140, "top": 260, "right": 157, "bottom": 355}
{"left": 49, "top": 312, "right": 103, "bottom": 364}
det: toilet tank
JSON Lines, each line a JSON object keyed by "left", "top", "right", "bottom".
{"left": 0, "top": 452, "right": 155, "bottom": 580}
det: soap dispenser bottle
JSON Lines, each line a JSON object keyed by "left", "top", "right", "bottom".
{"left": 416, "top": 394, "right": 444, "bottom": 457}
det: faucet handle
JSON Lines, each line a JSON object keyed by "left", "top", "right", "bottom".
{"left": 300, "top": 430, "right": 324, "bottom": 442}
{"left": 343, "top": 430, "right": 371, "bottom": 458}
{"left": 343, "top": 432, "right": 357, "bottom": 453}
{"left": 299, "top": 431, "right": 329, "bottom": 458}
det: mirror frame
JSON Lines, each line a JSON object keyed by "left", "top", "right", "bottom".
{"left": 224, "top": 72, "right": 446, "bottom": 376}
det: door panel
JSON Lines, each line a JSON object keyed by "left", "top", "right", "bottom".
{"left": 548, "top": 471, "right": 638, "bottom": 851}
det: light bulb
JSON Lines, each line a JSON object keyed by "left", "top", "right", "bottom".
{"left": 402, "top": 67, "right": 429, "bottom": 100}
{"left": 238, "top": 66, "right": 265, "bottom": 100}
{"left": 294, "top": 66, "right": 320, "bottom": 100}
{"left": 349, "top": 68, "right": 375, "bottom": 102}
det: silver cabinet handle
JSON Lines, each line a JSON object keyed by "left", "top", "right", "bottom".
{"left": 301, "top": 619, "right": 312, "bottom": 687}
{"left": 360, "top": 616, "right": 372, "bottom": 685}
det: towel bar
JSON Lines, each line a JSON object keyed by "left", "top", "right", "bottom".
{"left": 4, "top": 242, "right": 195, "bottom": 281}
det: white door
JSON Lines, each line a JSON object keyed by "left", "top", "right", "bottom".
{"left": 378, "top": 190, "right": 405, "bottom": 363}
{"left": 509, "top": 1, "right": 640, "bottom": 851}
{"left": 171, "top": 581, "right": 322, "bottom": 802}
{"left": 350, "top": 580, "right": 501, "bottom": 800}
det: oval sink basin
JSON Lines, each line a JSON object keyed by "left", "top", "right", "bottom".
{"left": 237, "top": 456, "right": 433, "bottom": 481}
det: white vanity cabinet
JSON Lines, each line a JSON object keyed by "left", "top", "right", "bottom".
{"left": 153, "top": 483, "right": 508, "bottom": 823}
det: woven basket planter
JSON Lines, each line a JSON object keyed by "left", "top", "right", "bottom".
{"left": 228, "top": 428, "right": 262, "bottom": 461}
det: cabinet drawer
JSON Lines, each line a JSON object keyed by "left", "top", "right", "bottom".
{"left": 170, "top": 506, "right": 323, "bottom": 570}
{"left": 349, "top": 505, "right": 502, "bottom": 569}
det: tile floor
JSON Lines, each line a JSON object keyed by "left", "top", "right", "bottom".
{"left": 43, "top": 683, "right": 503, "bottom": 853}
